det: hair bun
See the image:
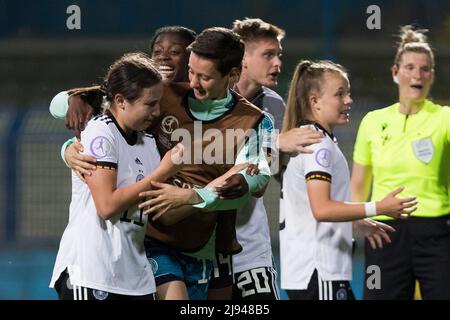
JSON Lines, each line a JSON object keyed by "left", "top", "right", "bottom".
{"left": 399, "top": 25, "right": 428, "bottom": 48}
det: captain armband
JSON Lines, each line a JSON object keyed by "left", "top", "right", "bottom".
{"left": 305, "top": 171, "right": 332, "bottom": 183}
{"left": 95, "top": 161, "right": 117, "bottom": 171}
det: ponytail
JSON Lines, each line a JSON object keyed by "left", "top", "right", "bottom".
{"left": 282, "top": 60, "right": 347, "bottom": 133}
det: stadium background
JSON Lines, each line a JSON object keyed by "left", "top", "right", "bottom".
{"left": 0, "top": 0, "right": 449, "bottom": 299}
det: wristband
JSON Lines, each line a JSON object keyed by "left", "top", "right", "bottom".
{"left": 364, "top": 201, "right": 377, "bottom": 217}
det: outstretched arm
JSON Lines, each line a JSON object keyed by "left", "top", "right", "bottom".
{"left": 308, "top": 181, "right": 417, "bottom": 222}
{"left": 138, "top": 163, "right": 253, "bottom": 224}
{"left": 277, "top": 127, "right": 324, "bottom": 155}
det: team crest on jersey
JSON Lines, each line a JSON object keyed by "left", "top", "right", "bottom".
{"left": 336, "top": 288, "right": 348, "bottom": 300}
{"left": 412, "top": 138, "right": 434, "bottom": 164}
{"left": 93, "top": 289, "right": 109, "bottom": 300}
{"left": 315, "top": 148, "right": 331, "bottom": 168}
{"left": 90, "top": 136, "right": 112, "bottom": 159}
{"left": 148, "top": 258, "right": 158, "bottom": 274}
{"left": 161, "top": 115, "right": 179, "bottom": 134}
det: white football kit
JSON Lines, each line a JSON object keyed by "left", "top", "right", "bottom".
{"left": 280, "top": 123, "right": 352, "bottom": 290}
{"left": 50, "top": 111, "right": 160, "bottom": 295}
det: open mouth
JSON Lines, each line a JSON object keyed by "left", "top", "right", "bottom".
{"left": 158, "top": 65, "right": 175, "bottom": 77}
{"left": 268, "top": 72, "right": 279, "bottom": 79}
{"left": 410, "top": 84, "right": 423, "bottom": 90}
{"left": 193, "top": 88, "right": 206, "bottom": 97}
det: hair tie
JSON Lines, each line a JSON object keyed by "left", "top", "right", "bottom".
{"left": 100, "top": 81, "right": 113, "bottom": 100}
{"left": 100, "top": 80, "right": 108, "bottom": 94}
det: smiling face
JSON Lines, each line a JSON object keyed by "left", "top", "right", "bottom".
{"left": 119, "top": 83, "right": 163, "bottom": 132}
{"left": 392, "top": 51, "right": 434, "bottom": 105}
{"left": 151, "top": 32, "right": 191, "bottom": 82}
{"left": 243, "top": 37, "right": 282, "bottom": 87}
{"left": 310, "top": 71, "right": 352, "bottom": 132}
{"left": 188, "top": 52, "right": 232, "bottom": 100}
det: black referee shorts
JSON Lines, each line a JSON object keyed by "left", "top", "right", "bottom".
{"left": 364, "top": 215, "right": 450, "bottom": 300}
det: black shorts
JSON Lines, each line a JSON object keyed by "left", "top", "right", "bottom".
{"left": 232, "top": 266, "right": 279, "bottom": 300}
{"left": 286, "top": 269, "right": 355, "bottom": 300}
{"left": 208, "top": 252, "right": 234, "bottom": 289}
{"left": 364, "top": 215, "right": 450, "bottom": 300}
{"left": 54, "top": 269, "right": 155, "bottom": 300}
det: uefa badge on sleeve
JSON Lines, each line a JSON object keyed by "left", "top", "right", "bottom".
{"left": 90, "top": 136, "right": 113, "bottom": 159}
{"left": 315, "top": 148, "right": 331, "bottom": 168}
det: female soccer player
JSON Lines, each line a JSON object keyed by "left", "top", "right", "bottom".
{"left": 279, "top": 60, "right": 417, "bottom": 300}
{"left": 49, "top": 53, "right": 181, "bottom": 300}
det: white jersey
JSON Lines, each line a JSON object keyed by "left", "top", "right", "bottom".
{"left": 279, "top": 123, "right": 352, "bottom": 290}
{"left": 233, "top": 87, "right": 284, "bottom": 273}
{"left": 50, "top": 111, "right": 160, "bottom": 296}
{"left": 233, "top": 197, "right": 273, "bottom": 273}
